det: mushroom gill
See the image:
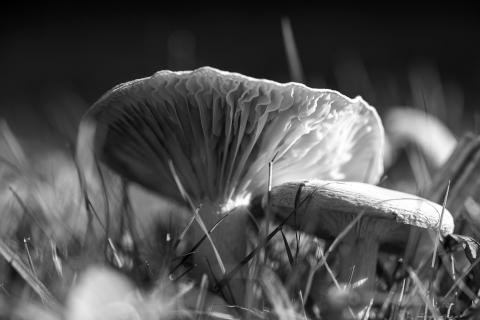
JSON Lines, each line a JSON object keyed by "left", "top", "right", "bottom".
{"left": 79, "top": 67, "right": 384, "bottom": 207}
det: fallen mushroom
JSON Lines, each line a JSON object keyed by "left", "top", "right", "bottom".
{"left": 384, "top": 107, "right": 457, "bottom": 170}
{"left": 404, "top": 133, "right": 480, "bottom": 268}
{"left": 427, "top": 133, "right": 480, "bottom": 230}
{"left": 266, "top": 180, "right": 454, "bottom": 299}
{"left": 76, "top": 67, "right": 384, "bottom": 302}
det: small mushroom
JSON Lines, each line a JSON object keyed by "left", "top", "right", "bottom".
{"left": 76, "top": 67, "right": 384, "bottom": 302}
{"left": 267, "top": 180, "right": 454, "bottom": 298}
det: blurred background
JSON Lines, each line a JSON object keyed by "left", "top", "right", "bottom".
{"left": 1, "top": 3, "right": 479, "bottom": 152}
{"left": 1, "top": 4, "right": 480, "bottom": 318}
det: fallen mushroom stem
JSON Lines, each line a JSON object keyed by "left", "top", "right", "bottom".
{"left": 404, "top": 134, "right": 480, "bottom": 268}
{"left": 384, "top": 107, "right": 457, "bottom": 169}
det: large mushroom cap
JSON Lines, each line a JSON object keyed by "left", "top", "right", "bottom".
{"left": 77, "top": 67, "right": 384, "bottom": 209}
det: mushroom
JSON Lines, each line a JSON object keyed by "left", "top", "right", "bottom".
{"left": 76, "top": 67, "right": 384, "bottom": 302}
{"left": 266, "top": 180, "right": 454, "bottom": 298}
{"left": 405, "top": 133, "right": 480, "bottom": 268}
{"left": 383, "top": 107, "right": 457, "bottom": 170}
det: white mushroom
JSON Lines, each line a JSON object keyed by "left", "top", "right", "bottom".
{"left": 384, "top": 107, "right": 457, "bottom": 169}
{"left": 76, "top": 67, "right": 384, "bottom": 303}
{"left": 267, "top": 180, "right": 454, "bottom": 299}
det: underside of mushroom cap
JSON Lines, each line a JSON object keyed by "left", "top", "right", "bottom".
{"left": 77, "top": 67, "right": 384, "bottom": 209}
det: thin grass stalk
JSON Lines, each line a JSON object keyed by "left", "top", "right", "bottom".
{"left": 0, "top": 240, "right": 61, "bottom": 311}
{"left": 195, "top": 274, "right": 209, "bottom": 320}
{"left": 407, "top": 267, "right": 443, "bottom": 320}
{"left": 281, "top": 17, "right": 304, "bottom": 83}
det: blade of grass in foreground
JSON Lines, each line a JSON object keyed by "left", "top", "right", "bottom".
{"left": 264, "top": 154, "right": 276, "bottom": 265}
{"left": 407, "top": 267, "right": 442, "bottom": 320}
{"left": 195, "top": 274, "right": 209, "bottom": 320}
{"left": 170, "top": 213, "right": 230, "bottom": 277}
{"left": 260, "top": 267, "right": 297, "bottom": 320}
{"left": 431, "top": 180, "right": 450, "bottom": 269}
{"left": 0, "top": 240, "right": 61, "bottom": 311}
{"left": 280, "top": 228, "right": 295, "bottom": 268}
{"left": 0, "top": 119, "right": 29, "bottom": 173}
{"left": 213, "top": 183, "right": 308, "bottom": 293}
{"left": 443, "top": 255, "right": 480, "bottom": 303}
{"left": 423, "top": 181, "right": 450, "bottom": 319}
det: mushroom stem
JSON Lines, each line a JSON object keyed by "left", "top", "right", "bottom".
{"left": 337, "top": 234, "right": 379, "bottom": 297}
{"left": 190, "top": 202, "right": 248, "bottom": 305}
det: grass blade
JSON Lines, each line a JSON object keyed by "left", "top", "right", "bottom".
{"left": 214, "top": 184, "right": 308, "bottom": 293}
{"left": 281, "top": 17, "right": 304, "bottom": 83}
{"left": 195, "top": 274, "right": 209, "bottom": 320}
{"left": 0, "top": 240, "right": 61, "bottom": 311}
{"left": 431, "top": 180, "right": 451, "bottom": 269}
{"left": 280, "top": 228, "right": 294, "bottom": 268}
{"left": 407, "top": 267, "right": 442, "bottom": 320}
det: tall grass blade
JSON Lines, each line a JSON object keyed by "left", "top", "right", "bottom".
{"left": 280, "top": 228, "right": 294, "bottom": 268}
{"left": 281, "top": 17, "right": 304, "bottom": 83}
{"left": 407, "top": 267, "right": 442, "bottom": 320}
{"left": 195, "top": 274, "right": 209, "bottom": 320}
{"left": 23, "top": 238, "right": 36, "bottom": 276}
{"left": 431, "top": 180, "right": 451, "bottom": 269}
{"left": 0, "top": 240, "right": 61, "bottom": 311}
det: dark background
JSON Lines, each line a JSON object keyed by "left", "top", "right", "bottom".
{"left": 1, "top": 3, "right": 479, "bottom": 151}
